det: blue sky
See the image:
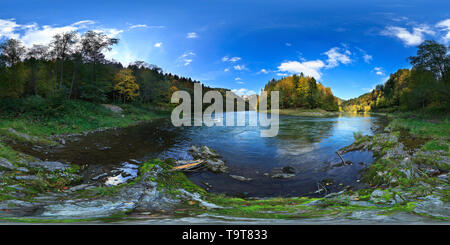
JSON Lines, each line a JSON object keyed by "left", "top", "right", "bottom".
{"left": 1, "top": 0, "right": 449, "bottom": 99}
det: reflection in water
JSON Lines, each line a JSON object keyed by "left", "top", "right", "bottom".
{"left": 13, "top": 112, "right": 385, "bottom": 197}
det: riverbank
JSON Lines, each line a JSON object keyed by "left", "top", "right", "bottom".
{"left": 0, "top": 98, "right": 170, "bottom": 146}
{"left": 262, "top": 108, "right": 340, "bottom": 117}
{"left": 0, "top": 108, "right": 448, "bottom": 223}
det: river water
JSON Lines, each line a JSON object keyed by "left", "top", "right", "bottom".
{"left": 17, "top": 112, "right": 386, "bottom": 197}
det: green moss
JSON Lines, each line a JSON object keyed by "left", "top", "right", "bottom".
{"left": 422, "top": 140, "right": 449, "bottom": 152}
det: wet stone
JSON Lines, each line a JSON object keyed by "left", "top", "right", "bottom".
{"left": 0, "top": 158, "right": 16, "bottom": 170}
{"left": 16, "top": 167, "right": 29, "bottom": 173}
{"left": 230, "top": 175, "right": 252, "bottom": 182}
{"left": 14, "top": 175, "right": 41, "bottom": 181}
{"left": 26, "top": 161, "right": 70, "bottom": 171}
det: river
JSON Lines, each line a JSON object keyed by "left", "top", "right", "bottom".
{"left": 15, "top": 112, "right": 387, "bottom": 197}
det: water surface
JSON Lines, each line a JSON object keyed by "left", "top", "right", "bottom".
{"left": 15, "top": 112, "right": 385, "bottom": 197}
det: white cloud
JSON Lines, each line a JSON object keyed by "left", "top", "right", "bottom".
{"left": 21, "top": 24, "right": 79, "bottom": 47}
{"left": 363, "top": 54, "right": 373, "bottom": 63}
{"left": 222, "top": 56, "right": 241, "bottom": 62}
{"left": 276, "top": 73, "right": 289, "bottom": 77}
{"left": 285, "top": 42, "right": 292, "bottom": 46}
{"left": 278, "top": 60, "right": 325, "bottom": 79}
{"left": 0, "top": 19, "right": 21, "bottom": 40}
{"left": 229, "top": 57, "right": 241, "bottom": 62}
{"left": 103, "top": 49, "right": 118, "bottom": 61}
{"left": 323, "top": 47, "right": 351, "bottom": 68}
{"left": 0, "top": 19, "right": 104, "bottom": 47}
{"left": 186, "top": 32, "right": 198, "bottom": 39}
{"left": 72, "top": 20, "right": 96, "bottom": 28}
{"left": 381, "top": 25, "right": 434, "bottom": 46}
{"left": 128, "top": 24, "right": 165, "bottom": 30}
{"left": 258, "top": 68, "right": 269, "bottom": 74}
{"left": 373, "top": 67, "right": 384, "bottom": 76}
{"left": 183, "top": 59, "right": 193, "bottom": 66}
{"left": 224, "top": 68, "right": 230, "bottom": 72}
{"left": 154, "top": 42, "right": 162, "bottom": 48}
{"left": 233, "top": 64, "right": 247, "bottom": 71}
{"left": 234, "top": 77, "right": 241, "bottom": 80}
{"left": 231, "top": 88, "right": 256, "bottom": 96}
{"left": 94, "top": 28, "right": 123, "bottom": 38}
{"left": 129, "top": 24, "right": 148, "bottom": 29}
{"left": 178, "top": 51, "right": 195, "bottom": 66}
{"left": 436, "top": 19, "right": 450, "bottom": 43}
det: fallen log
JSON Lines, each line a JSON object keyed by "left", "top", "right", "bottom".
{"left": 336, "top": 151, "right": 345, "bottom": 165}
{"left": 171, "top": 160, "right": 205, "bottom": 171}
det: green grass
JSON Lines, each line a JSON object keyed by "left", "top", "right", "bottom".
{"left": 387, "top": 116, "right": 450, "bottom": 139}
{"left": 422, "top": 140, "right": 449, "bottom": 152}
{"left": 0, "top": 98, "right": 169, "bottom": 142}
{"left": 0, "top": 142, "right": 21, "bottom": 163}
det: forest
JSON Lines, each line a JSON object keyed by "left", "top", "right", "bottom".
{"left": 341, "top": 40, "right": 450, "bottom": 113}
{"left": 263, "top": 74, "right": 340, "bottom": 111}
{"left": 0, "top": 30, "right": 229, "bottom": 116}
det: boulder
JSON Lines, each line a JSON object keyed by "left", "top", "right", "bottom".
{"left": 0, "top": 158, "right": 16, "bottom": 170}
{"left": 268, "top": 166, "right": 296, "bottom": 179}
{"left": 370, "top": 189, "right": 385, "bottom": 199}
{"left": 189, "top": 145, "right": 228, "bottom": 173}
{"left": 102, "top": 104, "right": 124, "bottom": 114}
{"left": 189, "top": 145, "right": 218, "bottom": 159}
{"left": 230, "top": 175, "right": 252, "bottom": 182}
{"left": 26, "top": 161, "right": 70, "bottom": 171}
{"left": 14, "top": 175, "right": 41, "bottom": 181}
{"left": 205, "top": 159, "right": 228, "bottom": 173}
{"left": 414, "top": 195, "right": 450, "bottom": 219}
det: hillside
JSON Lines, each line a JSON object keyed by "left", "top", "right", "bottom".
{"left": 342, "top": 41, "right": 450, "bottom": 113}
{"left": 263, "top": 74, "right": 340, "bottom": 111}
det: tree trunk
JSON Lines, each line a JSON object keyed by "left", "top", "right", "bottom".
{"left": 60, "top": 58, "right": 64, "bottom": 89}
{"left": 54, "top": 61, "right": 58, "bottom": 93}
{"left": 32, "top": 64, "right": 37, "bottom": 96}
{"left": 68, "top": 63, "right": 77, "bottom": 100}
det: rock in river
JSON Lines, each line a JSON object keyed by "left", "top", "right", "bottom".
{"left": 268, "top": 166, "right": 296, "bottom": 179}
{"left": 230, "top": 175, "right": 252, "bottom": 182}
{"left": 189, "top": 145, "right": 228, "bottom": 173}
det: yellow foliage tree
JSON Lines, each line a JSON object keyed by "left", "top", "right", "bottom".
{"left": 113, "top": 69, "right": 139, "bottom": 102}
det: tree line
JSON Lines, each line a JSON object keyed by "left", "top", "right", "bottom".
{"left": 263, "top": 74, "right": 340, "bottom": 111}
{"left": 0, "top": 30, "right": 227, "bottom": 108}
{"left": 342, "top": 40, "right": 450, "bottom": 113}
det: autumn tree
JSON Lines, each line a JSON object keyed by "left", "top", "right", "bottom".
{"left": 113, "top": 69, "right": 139, "bottom": 102}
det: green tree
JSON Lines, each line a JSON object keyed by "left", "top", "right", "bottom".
{"left": 408, "top": 40, "right": 449, "bottom": 79}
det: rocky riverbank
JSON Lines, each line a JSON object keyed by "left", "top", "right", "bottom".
{"left": 0, "top": 114, "right": 448, "bottom": 223}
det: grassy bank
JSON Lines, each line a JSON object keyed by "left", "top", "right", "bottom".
{"left": 0, "top": 97, "right": 170, "bottom": 144}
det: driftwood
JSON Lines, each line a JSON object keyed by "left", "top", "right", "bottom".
{"left": 171, "top": 160, "right": 205, "bottom": 172}
{"left": 336, "top": 151, "right": 345, "bottom": 165}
